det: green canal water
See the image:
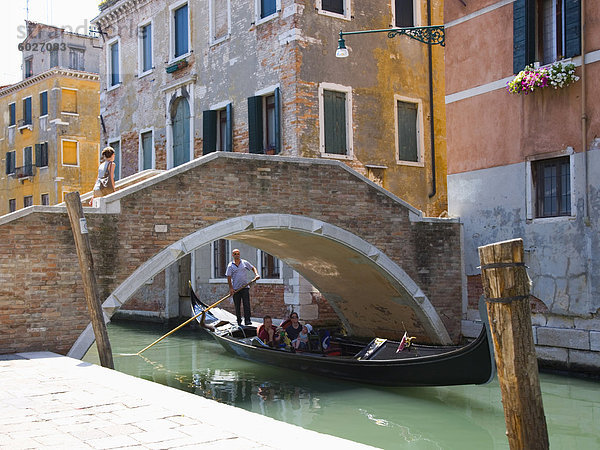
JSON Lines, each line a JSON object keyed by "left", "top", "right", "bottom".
{"left": 84, "top": 321, "right": 600, "bottom": 449}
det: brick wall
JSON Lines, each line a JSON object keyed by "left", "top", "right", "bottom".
{"left": 0, "top": 155, "right": 462, "bottom": 354}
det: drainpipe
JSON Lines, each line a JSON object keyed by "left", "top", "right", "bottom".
{"left": 427, "top": 0, "right": 437, "bottom": 199}
{"left": 581, "top": 0, "right": 590, "bottom": 225}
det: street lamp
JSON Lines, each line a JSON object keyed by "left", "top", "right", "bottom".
{"left": 336, "top": 26, "right": 445, "bottom": 58}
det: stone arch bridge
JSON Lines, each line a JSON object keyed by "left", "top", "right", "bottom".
{"left": 0, "top": 153, "right": 464, "bottom": 358}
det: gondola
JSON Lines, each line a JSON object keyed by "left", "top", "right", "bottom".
{"left": 191, "top": 287, "right": 496, "bottom": 387}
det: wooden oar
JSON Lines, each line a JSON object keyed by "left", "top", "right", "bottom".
{"left": 125, "top": 277, "right": 259, "bottom": 356}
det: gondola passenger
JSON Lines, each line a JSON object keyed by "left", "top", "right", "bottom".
{"left": 284, "top": 312, "right": 302, "bottom": 341}
{"left": 292, "top": 324, "right": 312, "bottom": 351}
{"left": 258, "top": 316, "right": 280, "bottom": 348}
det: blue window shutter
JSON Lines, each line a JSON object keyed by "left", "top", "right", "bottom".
{"left": 564, "top": 0, "right": 581, "bottom": 58}
{"left": 9, "top": 103, "right": 16, "bottom": 126}
{"left": 111, "top": 43, "right": 119, "bottom": 86}
{"left": 203, "top": 110, "right": 217, "bottom": 155}
{"left": 248, "top": 96, "right": 263, "bottom": 154}
{"left": 24, "top": 147, "right": 32, "bottom": 168}
{"left": 24, "top": 98, "right": 32, "bottom": 125}
{"left": 226, "top": 103, "right": 233, "bottom": 152}
{"left": 261, "top": 0, "right": 276, "bottom": 18}
{"left": 5, "top": 152, "right": 12, "bottom": 175}
{"left": 40, "top": 92, "right": 48, "bottom": 116}
{"left": 274, "top": 88, "right": 281, "bottom": 154}
{"left": 175, "top": 5, "right": 188, "bottom": 57}
{"left": 513, "top": 0, "right": 535, "bottom": 73}
{"left": 35, "top": 144, "right": 42, "bottom": 167}
{"left": 142, "top": 24, "right": 152, "bottom": 72}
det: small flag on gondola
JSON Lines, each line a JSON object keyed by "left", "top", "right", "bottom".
{"left": 396, "top": 332, "right": 408, "bottom": 353}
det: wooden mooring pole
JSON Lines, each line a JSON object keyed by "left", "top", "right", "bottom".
{"left": 65, "top": 192, "right": 114, "bottom": 369}
{"left": 478, "top": 238, "right": 548, "bottom": 449}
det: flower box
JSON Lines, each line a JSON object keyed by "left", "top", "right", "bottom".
{"left": 507, "top": 61, "right": 579, "bottom": 95}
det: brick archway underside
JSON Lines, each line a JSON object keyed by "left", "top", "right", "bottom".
{"left": 69, "top": 214, "right": 452, "bottom": 358}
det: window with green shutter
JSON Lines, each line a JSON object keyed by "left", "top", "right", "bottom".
{"left": 23, "top": 97, "right": 32, "bottom": 125}
{"left": 248, "top": 92, "right": 280, "bottom": 154}
{"left": 174, "top": 4, "right": 189, "bottom": 57}
{"left": 513, "top": 0, "right": 580, "bottom": 72}
{"left": 397, "top": 100, "right": 419, "bottom": 163}
{"left": 203, "top": 110, "right": 217, "bottom": 155}
{"left": 141, "top": 131, "right": 153, "bottom": 169}
{"left": 9, "top": 103, "right": 16, "bottom": 126}
{"left": 323, "top": 90, "right": 347, "bottom": 155}
{"left": 40, "top": 91, "right": 48, "bottom": 117}
{"left": 5, "top": 151, "right": 16, "bottom": 175}
{"left": 35, "top": 142, "right": 48, "bottom": 168}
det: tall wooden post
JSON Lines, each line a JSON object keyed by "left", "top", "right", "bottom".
{"left": 478, "top": 238, "right": 548, "bottom": 449}
{"left": 65, "top": 192, "right": 114, "bottom": 369}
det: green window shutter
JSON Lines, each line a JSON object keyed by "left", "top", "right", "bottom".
{"left": 203, "top": 110, "right": 217, "bottom": 155}
{"left": 513, "top": 0, "right": 535, "bottom": 73}
{"left": 274, "top": 88, "right": 281, "bottom": 154}
{"left": 323, "top": 90, "right": 346, "bottom": 155}
{"left": 225, "top": 103, "right": 233, "bottom": 152}
{"left": 5, "top": 152, "right": 11, "bottom": 174}
{"left": 564, "top": 0, "right": 581, "bottom": 58}
{"left": 35, "top": 144, "right": 42, "bottom": 167}
{"left": 397, "top": 101, "right": 418, "bottom": 162}
{"left": 248, "top": 96, "right": 263, "bottom": 154}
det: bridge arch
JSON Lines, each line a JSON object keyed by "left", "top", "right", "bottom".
{"left": 69, "top": 214, "right": 451, "bottom": 358}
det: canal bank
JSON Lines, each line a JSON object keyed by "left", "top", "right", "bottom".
{"left": 0, "top": 352, "right": 376, "bottom": 449}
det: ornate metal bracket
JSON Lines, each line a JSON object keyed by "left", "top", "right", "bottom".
{"left": 386, "top": 26, "right": 445, "bottom": 47}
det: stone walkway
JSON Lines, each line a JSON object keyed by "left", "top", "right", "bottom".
{"left": 0, "top": 352, "right": 376, "bottom": 449}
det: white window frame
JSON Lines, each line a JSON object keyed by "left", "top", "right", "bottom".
{"left": 525, "top": 149, "right": 576, "bottom": 221}
{"left": 394, "top": 94, "right": 425, "bottom": 167}
{"left": 209, "top": 0, "right": 231, "bottom": 46}
{"left": 106, "top": 37, "right": 121, "bottom": 91}
{"left": 24, "top": 56, "right": 33, "bottom": 78}
{"left": 138, "top": 19, "right": 154, "bottom": 77}
{"left": 61, "top": 138, "right": 79, "bottom": 167}
{"left": 256, "top": 249, "right": 283, "bottom": 283}
{"left": 318, "top": 82, "right": 353, "bottom": 160}
{"left": 108, "top": 137, "right": 122, "bottom": 180}
{"left": 41, "top": 193, "right": 49, "bottom": 205}
{"left": 255, "top": 0, "right": 281, "bottom": 25}
{"left": 138, "top": 128, "right": 155, "bottom": 171}
{"left": 39, "top": 90, "right": 48, "bottom": 118}
{"left": 391, "top": 0, "right": 421, "bottom": 28}
{"left": 255, "top": 84, "right": 280, "bottom": 153}
{"left": 169, "top": 0, "right": 191, "bottom": 64}
{"left": 61, "top": 88, "right": 79, "bottom": 116}
{"left": 316, "top": 0, "right": 352, "bottom": 21}
{"left": 210, "top": 239, "right": 230, "bottom": 282}
{"left": 210, "top": 100, "right": 232, "bottom": 152}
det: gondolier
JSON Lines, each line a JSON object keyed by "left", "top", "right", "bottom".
{"left": 226, "top": 249, "right": 260, "bottom": 326}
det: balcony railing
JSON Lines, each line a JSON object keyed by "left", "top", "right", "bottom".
{"left": 14, "top": 164, "right": 36, "bottom": 179}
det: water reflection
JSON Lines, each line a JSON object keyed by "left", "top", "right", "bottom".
{"left": 85, "top": 321, "right": 600, "bottom": 449}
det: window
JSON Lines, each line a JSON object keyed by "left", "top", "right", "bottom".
{"left": 41, "top": 193, "right": 49, "bottom": 205}
{"left": 513, "top": 0, "right": 581, "bottom": 72}
{"left": 5, "top": 151, "right": 16, "bottom": 175}
{"left": 533, "top": 156, "right": 571, "bottom": 217}
{"left": 171, "top": 97, "right": 190, "bottom": 167}
{"left": 203, "top": 103, "right": 232, "bottom": 154}
{"left": 248, "top": 88, "right": 280, "bottom": 154}
{"left": 23, "top": 196, "right": 33, "bottom": 208}
{"left": 140, "top": 130, "right": 154, "bottom": 170}
{"left": 9, "top": 103, "right": 16, "bottom": 126}
{"left": 394, "top": 0, "right": 414, "bottom": 27}
{"left": 25, "top": 57, "right": 33, "bottom": 78}
{"left": 108, "top": 39, "right": 120, "bottom": 88}
{"left": 260, "top": 0, "right": 277, "bottom": 19}
{"left": 35, "top": 142, "right": 48, "bottom": 168}
{"left": 9, "top": 199, "right": 16, "bottom": 213}
{"left": 259, "top": 250, "right": 281, "bottom": 279}
{"left": 22, "top": 146, "right": 33, "bottom": 176}
{"left": 61, "top": 89, "right": 77, "bottom": 114}
{"left": 50, "top": 49, "right": 58, "bottom": 68}
{"left": 139, "top": 23, "right": 153, "bottom": 73}
{"left": 210, "top": 0, "right": 230, "bottom": 43}
{"left": 23, "top": 97, "right": 32, "bottom": 125}
{"left": 40, "top": 91, "right": 48, "bottom": 117}
{"left": 395, "top": 97, "right": 422, "bottom": 163}
{"left": 212, "top": 239, "right": 230, "bottom": 278}
{"left": 69, "top": 47, "right": 85, "bottom": 71}
{"left": 319, "top": 83, "right": 352, "bottom": 157}
{"left": 172, "top": 3, "right": 189, "bottom": 59}
{"left": 62, "top": 140, "right": 78, "bottom": 166}
{"left": 318, "top": 0, "right": 350, "bottom": 18}
{"left": 109, "top": 140, "right": 121, "bottom": 181}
